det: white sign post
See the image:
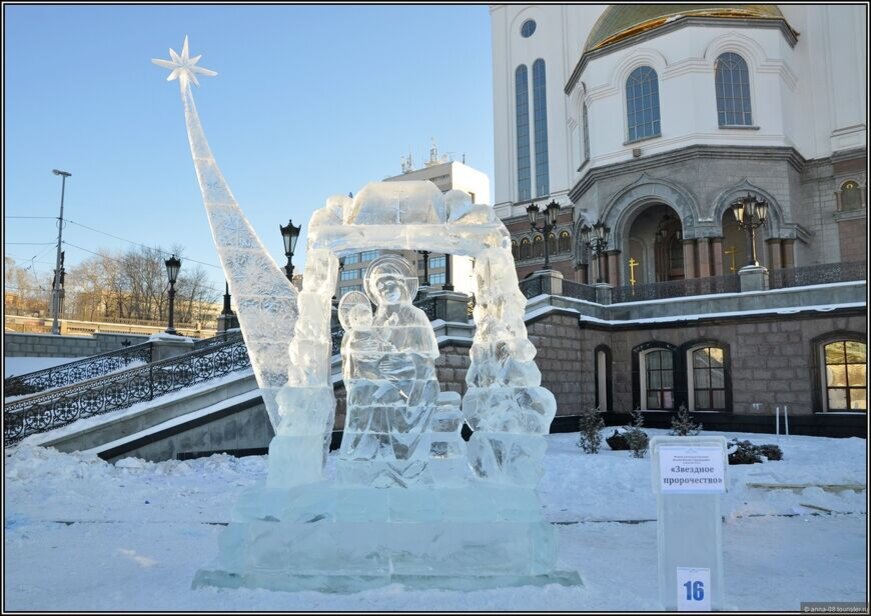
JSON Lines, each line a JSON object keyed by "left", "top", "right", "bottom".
{"left": 651, "top": 436, "right": 728, "bottom": 611}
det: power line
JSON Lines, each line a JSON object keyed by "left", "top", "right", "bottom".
{"left": 65, "top": 218, "right": 222, "bottom": 270}
{"left": 62, "top": 241, "right": 225, "bottom": 296}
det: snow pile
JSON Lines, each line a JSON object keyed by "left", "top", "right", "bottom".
{"left": 4, "top": 430, "right": 866, "bottom": 611}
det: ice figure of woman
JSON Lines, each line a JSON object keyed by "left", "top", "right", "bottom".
{"left": 337, "top": 255, "right": 440, "bottom": 488}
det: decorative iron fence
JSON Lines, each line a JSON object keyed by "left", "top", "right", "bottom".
{"left": 769, "top": 261, "right": 866, "bottom": 290}
{"left": 519, "top": 276, "right": 544, "bottom": 299}
{"left": 612, "top": 274, "right": 740, "bottom": 303}
{"left": 560, "top": 280, "right": 598, "bottom": 303}
{"left": 4, "top": 336, "right": 250, "bottom": 446}
{"left": 193, "top": 330, "right": 244, "bottom": 350}
{"left": 4, "top": 342, "right": 154, "bottom": 398}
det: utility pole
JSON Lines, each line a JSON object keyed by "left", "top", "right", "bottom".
{"left": 51, "top": 169, "right": 71, "bottom": 335}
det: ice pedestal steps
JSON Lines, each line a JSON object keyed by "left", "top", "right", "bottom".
{"left": 192, "top": 481, "right": 580, "bottom": 593}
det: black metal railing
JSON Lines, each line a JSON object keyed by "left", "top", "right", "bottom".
{"left": 561, "top": 280, "right": 598, "bottom": 303}
{"left": 612, "top": 274, "right": 740, "bottom": 303}
{"left": 769, "top": 261, "right": 866, "bottom": 290}
{"left": 4, "top": 336, "right": 250, "bottom": 447}
{"left": 193, "top": 330, "right": 244, "bottom": 350}
{"left": 4, "top": 342, "right": 154, "bottom": 398}
{"left": 519, "top": 276, "right": 544, "bottom": 299}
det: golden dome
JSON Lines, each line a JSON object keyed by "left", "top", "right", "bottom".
{"left": 585, "top": 5, "right": 791, "bottom": 52}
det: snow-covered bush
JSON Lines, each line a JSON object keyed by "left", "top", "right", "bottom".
{"left": 577, "top": 407, "right": 604, "bottom": 454}
{"left": 669, "top": 402, "right": 702, "bottom": 436}
{"left": 606, "top": 429, "right": 630, "bottom": 451}
{"left": 624, "top": 409, "right": 649, "bottom": 459}
{"left": 727, "top": 438, "right": 784, "bottom": 465}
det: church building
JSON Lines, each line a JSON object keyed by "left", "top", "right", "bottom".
{"left": 488, "top": 5, "right": 867, "bottom": 433}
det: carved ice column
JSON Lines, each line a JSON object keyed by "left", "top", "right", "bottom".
{"left": 271, "top": 246, "right": 340, "bottom": 488}
{"left": 463, "top": 246, "right": 556, "bottom": 487}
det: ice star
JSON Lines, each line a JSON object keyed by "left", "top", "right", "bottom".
{"left": 152, "top": 36, "right": 217, "bottom": 87}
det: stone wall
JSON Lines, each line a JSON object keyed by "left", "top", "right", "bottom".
{"left": 837, "top": 217, "right": 867, "bottom": 263}
{"left": 4, "top": 332, "right": 150, "bottom": 358}
{"left": 585, "top": 311, "right": 866, "bottom": 416}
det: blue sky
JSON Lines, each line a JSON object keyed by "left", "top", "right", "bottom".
{"left": 4, "top": 4, "right": 494, "bottom": 297}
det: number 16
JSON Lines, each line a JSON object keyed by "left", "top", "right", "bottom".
{"left": 683, "top": 580, "right": 704, "bottom": 601}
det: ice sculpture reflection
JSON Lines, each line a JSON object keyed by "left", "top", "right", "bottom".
{"left": 153, "top": 38, "right": 578, "bottom": 591}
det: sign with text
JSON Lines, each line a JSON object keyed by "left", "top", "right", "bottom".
{"left": 676, "top": 567, "right": 711, "bottom": 611}
{"left": 658, "top": 446, "right": 725, "bottom": 494}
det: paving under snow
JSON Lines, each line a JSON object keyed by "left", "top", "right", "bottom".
{"left": 4, "top": 429, "right": 867, "bottom": 611}
{"left": 4, "top": 356, "right": 84, "bottom": 378}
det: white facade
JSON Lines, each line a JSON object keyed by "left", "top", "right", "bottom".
{"left": 491, "top": 4, "right": 867, "bottom": 278}
{"left": 491, "top": 4, "right": 867, "bottom": 212}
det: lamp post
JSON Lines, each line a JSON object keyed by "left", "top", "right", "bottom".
{"left": 730, "top": 192, "right": 768, "bottom": 267}
{"left": 164, "top": 254, "right": 181, "bottom": 335}
{"left": 279, "top": 219, "right": 301, "bottom": 281}
{"left": 526, "top": 199, "right": 560, "bottom": 270}
{"left": 418, "top": 250, "right": 431, "bottom": 286}
{"left": 580, "top": 221, "right": 611, "bottom": 284}
{"left": 51, "top": 169, "right": 71, "bottom": 335}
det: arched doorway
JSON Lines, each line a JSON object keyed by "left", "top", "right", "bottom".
{"left": 625, "top": 204, "right": 684, "bottom": 284}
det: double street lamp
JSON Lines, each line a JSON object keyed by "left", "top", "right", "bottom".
{"left": 526, "top": 199, "right": 560, "bottom": 270}
{"left": 731, "top": 192, "right": 768, "bottom": 267}
{"left": 164, "top": 254, "right": 181, "bottom": 335}
{"left": 280, "top": 219, "right": 302, "bottom": 281}
{"left": 580, "top": 221, "right": 610, "bottom": 284}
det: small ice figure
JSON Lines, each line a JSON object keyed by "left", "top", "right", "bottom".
{"left": 337, "top": 255, "right": 444, "bottom": 488}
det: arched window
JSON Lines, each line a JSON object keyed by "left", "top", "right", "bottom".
{"left": 511, "top": 240, "right": 519, "bottom": 261}
{"left": 520, "top": 19, "right": 536, "bottom": 38}
{"left": 533, "top": 59, "right": 549, "bottom": 197}
{"left": 547, "top": 232, "right": 557, "bottom": 255}
{"left": 515, "top": 65, "right": 531, "bottom": 201}
{"left": 823, "top": 340, "right": 866, "bottom": 411}
{"left": 626, "top": 66, "right": 661, "bottom": 142}
{"left": 532, "top": 235, "right": 544, "bottom": 258}
{"left": 559, "top": 230, "right": 571, "bottom": 253}
{"left": 688, "top": 346, "right": 727, "bottom": 411}
{"left": 840, "top": 181, "right": 863, "bottom": 211}
{"left": 520, "top": 237, "right": 531, "bottom": 260}
{"left": 641, "top": 348, "right": 674, "bottom": 410}
{"left": 514, "top": 64, "right": 532, "bottom": 201}
{"left": 582, "top": 102, "right": 590, "bottom": 163}
{"left": 715, "top": 52, "right": 752, "bottom": 127}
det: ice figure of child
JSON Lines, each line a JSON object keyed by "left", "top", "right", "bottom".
{"left": 337, "top": 255, "right": 441, "bottom": 488}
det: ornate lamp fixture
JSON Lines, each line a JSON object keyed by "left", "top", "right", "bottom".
{"left": 526, "top": 200, "right": 561, "bottom": 270}
{"left": 279, "top": 219, "right": 302, "bottom": 280}
{"left": 731, "top": 192, "right": 768, "bottom": 267}
{"left": 580, "top": 220, "right": 610, "bottom": 283}
{"left": 164, "top": 254, "right": 182, "bottom": 335}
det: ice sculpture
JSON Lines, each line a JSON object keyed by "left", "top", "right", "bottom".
{"left": 154, "top": 38, "right": 578, "bottom": 592}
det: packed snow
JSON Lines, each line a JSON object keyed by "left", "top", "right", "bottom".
{"left": 4, "top": 356, "right": 84, "bottom": 377}
{"left": 4, "top": 429, "right": 867, "bottom": 611}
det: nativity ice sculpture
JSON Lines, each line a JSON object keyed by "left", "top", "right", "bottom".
{"left": 153, "top": 37, "right": 578, "bottom": 592}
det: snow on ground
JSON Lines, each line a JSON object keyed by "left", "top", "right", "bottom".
{"left": 4, "top": 430, "right": 867, "bottom": 611}
{"left": 4, "top": 356, "right": 83, "bottom": 377}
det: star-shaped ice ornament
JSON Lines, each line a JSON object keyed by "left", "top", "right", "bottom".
{"left": 151, "top": 36, "right": 217, "bottom": 87}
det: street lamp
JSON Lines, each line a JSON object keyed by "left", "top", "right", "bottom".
{"left": 417, "top": 250, "right": 431, "bottom": 286}
{"left": 580, "top": 220, "right": 611, "bottom": 283}
{"left": 164, "top": 254, "right": 181, "bottom": 335}
{"left": 526, "top": 199, "right": 561, "bottom": 270}
{"left": 730, "top": 192, "right": 768, "bottom": 267}
{"left": 51, "top": 169, "right": 71, "bottom": 335}
{"left": 279, "top": 219, "right": 301, "bottom": 281}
